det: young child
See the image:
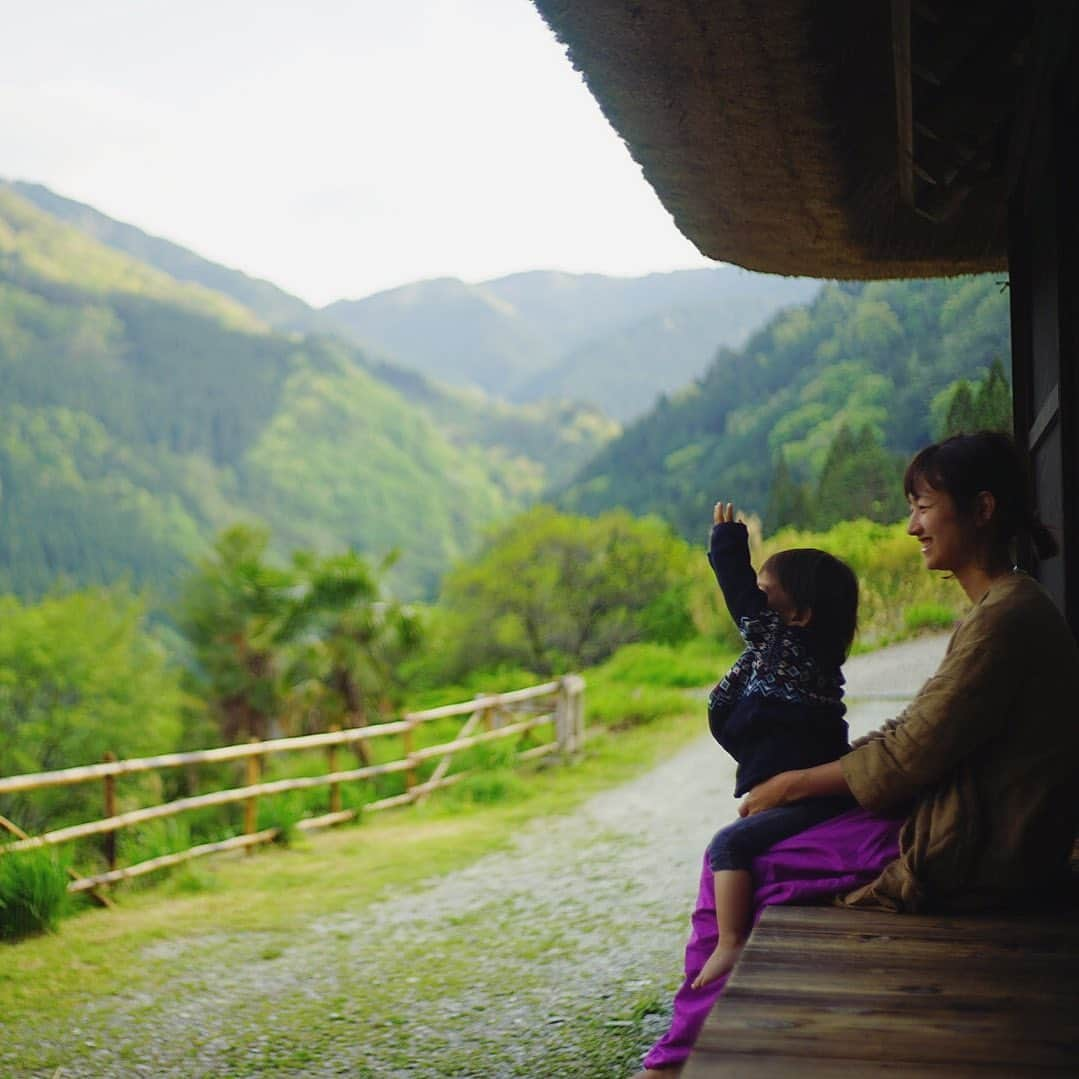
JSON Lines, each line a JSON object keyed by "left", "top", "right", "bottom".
{"left": 691, "top": 500, "right": 858, "bottom": 988}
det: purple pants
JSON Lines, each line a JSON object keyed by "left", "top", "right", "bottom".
{"left": 642, "top": 806, "right": 903, "bottom": 1070}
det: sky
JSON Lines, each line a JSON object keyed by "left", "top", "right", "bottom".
{"left": 1, "top": 0, "right": 714, "bottom": 306}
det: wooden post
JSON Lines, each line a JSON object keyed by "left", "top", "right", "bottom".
{"left": 574, "top": 679, "right": 585, "bottom": 752}
{"left": 402, "top": 719, "right": 417, "bottom": 797}
{"left": 554, "top": 680, "right": 569, "bottom": 756}
{"left": 244, "top": 738, "right": 261, "bottom": 853}
{"left": 102, "top": 751, "right": 117, "bottom": 872}
{"left": 327, "top": 724, "right": 341, "bottom": 814}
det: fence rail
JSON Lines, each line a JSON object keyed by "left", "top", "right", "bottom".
{"left": 0, "top": 675, "right": 585, "bottom": 897}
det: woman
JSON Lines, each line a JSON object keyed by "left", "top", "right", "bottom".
{"left": 636, "top": 431, "right": 1079, "bottom": 1077}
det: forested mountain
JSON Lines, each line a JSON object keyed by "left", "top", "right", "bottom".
{"left": 322, "top": 269, "right": 819, "bottom": 418}
{"left": 0, "top": 187, "right": 614, "bottom": 600}
{"left": 557, "top": 276, "right": 1011, "bottom": 538}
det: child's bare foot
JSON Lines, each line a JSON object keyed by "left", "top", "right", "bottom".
{"left": 690, "top": 939, "right": 745, "bottom": 988}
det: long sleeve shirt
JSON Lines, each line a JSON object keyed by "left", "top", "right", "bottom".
{"left": 841, "top": 572, "right": 1079, "bottom": 912}
{"left": 708, "top": 522, "right": 850, "bottom": 797}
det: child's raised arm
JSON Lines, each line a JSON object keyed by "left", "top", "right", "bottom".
{"left": 707, "top": 501, "right": 766, "bottom": 624}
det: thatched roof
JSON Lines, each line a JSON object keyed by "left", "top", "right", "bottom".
{"left": 533, "top": 1, "right": 1045, "bottom": 279}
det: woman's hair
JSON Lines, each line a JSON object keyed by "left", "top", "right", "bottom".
{"left": 903, "top": 431, "right": 1058, "bottom": 562}
{"left": 760, "top": 548, "right": 859, "bottom": 666}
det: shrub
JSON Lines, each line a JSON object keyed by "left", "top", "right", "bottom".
{"left": 0, "top": 848, "right": 71, "bottom": 940}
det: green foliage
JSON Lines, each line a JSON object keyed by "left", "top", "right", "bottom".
{"left": 282, "top": 549, "right": 421, "bottom": 734}
{"left": 0, "top": 848, "right": 72, "bottom": 940}
{"left": 438, "top": 506, "right": 696, "bottom": 676}
{"left": 118, "top": 818, "right": 194, "bottom": 881}
{"left": 814, "top": 425, "right": 906, "bottom": 530}
{"left": 937, "top": 358, "right": 1012, "bottom": 438}
{"left": 256, "top": 794, "right": 307, "bottom": 846}
{"left": 593, "top": 639, "right": 722, "bottom": 689}
{"left": 178, "top": 525, "right": 295, "bottom": 743}
{"left": 559, "top": 276, "right": 1011, "bottom": 536}
{"left": 0, "top": 589, "right": 185, "bottom": 834}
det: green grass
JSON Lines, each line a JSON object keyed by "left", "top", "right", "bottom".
{"left": 0, "top": 848, "right": 72, "bottom": 940}
{"left": 904, "top": 601, "right": 958, "bottom": 634}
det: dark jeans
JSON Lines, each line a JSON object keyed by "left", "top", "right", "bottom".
{"left": 706, "top": 795, "right": 856, "bottom": 872}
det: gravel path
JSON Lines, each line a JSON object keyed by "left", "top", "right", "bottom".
{"left": 14, "top": 636, "right": 949, "bottom": 1079}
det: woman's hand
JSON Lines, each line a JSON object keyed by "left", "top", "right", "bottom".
{"left": 713, "top": 501, "right": 737, "bottom": 525}
{"left": 739, "top": 770, "right": 802, "bottom": 817}
{"left": 740, "top": 760, "right": 851, "bottom": 817}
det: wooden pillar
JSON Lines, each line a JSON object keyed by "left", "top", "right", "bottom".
{"left": 1007, "top": 11, "right": 1079, "bottom": 633}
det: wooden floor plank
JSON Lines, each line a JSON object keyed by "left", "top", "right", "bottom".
{"left": 684, "top": 904, "right": 1079, "bottom": 1076}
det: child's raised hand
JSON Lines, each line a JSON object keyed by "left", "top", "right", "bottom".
{"left": 713, "top": 501, "right": 737, "bottom": 525}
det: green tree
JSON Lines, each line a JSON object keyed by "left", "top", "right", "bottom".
{"left": 283, "top": 550, "right": 422, "bottom": 753}
{"left": 943, "top": 381, "right": 978, "bottom": 436}
{"left": 973, "top": 358, "right": 1012, "bottom": 432}
{"left": 178, "top": 524, "right": 295, "bottom": 743}
{"left": 0, "top": 589, "right": 184, "bottom": 832}
{"left": 815, "top": 425, "right": 906, "bottom": 529}
{"left": 766, "top": 451, "right": 811, "bottom": 532}
{"left": 440, "top": 506, "right": 695, "bottom": 676}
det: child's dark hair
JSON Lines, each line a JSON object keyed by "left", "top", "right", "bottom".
{"left": 760, "top": 548, "right": 858, "bottom": 666}
{"left": 903, "top": 431, "right": 1058, "bottom": 562}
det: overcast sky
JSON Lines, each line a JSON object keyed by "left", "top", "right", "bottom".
{"left": 2, "top": 0, "right": 714, "bottom": 306}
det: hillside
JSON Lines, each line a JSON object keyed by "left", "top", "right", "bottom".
{"left": 5, "top": 180, "right": 324, "bottom": 333}
{"left": 0, "top": 187, "right": 613, "bottom": 599}
{"left": 322, "top": 268, "right": 819, "bottom": 417}
{"left": 557, "top": 276, "right": 1011, "bottom": 537}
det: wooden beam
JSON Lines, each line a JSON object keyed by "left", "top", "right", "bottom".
{"left": 892, "top": 0, "right": 914, "bottom": 206}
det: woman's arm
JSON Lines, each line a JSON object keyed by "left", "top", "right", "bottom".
{"left": 739, "top": 761, "right": 850, "bottom": 817}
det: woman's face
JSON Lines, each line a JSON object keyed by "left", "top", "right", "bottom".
{"left": 906, "top": 479, "right": 976, "bottom": 573}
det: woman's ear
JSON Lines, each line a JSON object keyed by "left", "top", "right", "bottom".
{"left": 789, "top": 607, "right": 812, "bottom": 628}
{"left": 976, "top": 490, "right": 997, "bottom": 527}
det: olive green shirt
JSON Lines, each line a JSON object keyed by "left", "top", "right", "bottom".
{"left": 841, "top": 573, "right": 1079, "bottom": 912}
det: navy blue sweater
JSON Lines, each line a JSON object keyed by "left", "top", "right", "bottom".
{"left": 707, "top": 522, "right": 850, "bottom": 797}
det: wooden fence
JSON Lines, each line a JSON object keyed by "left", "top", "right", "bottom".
{"left": 0, "top": 675, "right": 585, "bottom": 898}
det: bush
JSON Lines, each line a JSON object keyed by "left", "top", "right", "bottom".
{"left": 0, "top": 848, "right": 71, "bottom": 940}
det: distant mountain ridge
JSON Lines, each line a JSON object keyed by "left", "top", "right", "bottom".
{"left": 8, "top": 180, "right": 818, "bottom": 422}
{"left": 324, "top": 268, "right": 819, "bottom": 418}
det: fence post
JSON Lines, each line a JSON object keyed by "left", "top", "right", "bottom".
{"left": 102, "top": 751, "right": 117, "bottom": 872}
{"left": 554, "top": 680, "right": 570, "bottom": 756}
{"left": 573, "top": 676, "right": 585, "bottom": 753}
{"left": 403, "top": 719, "right": 417, "bottom": 798}
{"left": 327, "top": 724, "right": 341, "bottom": 814}
{"left": 244, "top": 737, "right": 261, "bottom": 853}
